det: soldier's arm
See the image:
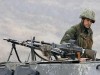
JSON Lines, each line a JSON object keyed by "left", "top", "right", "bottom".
{"left": 60, "top": 26, "right": 77, "bottom": 44}
{"left": 91, "top": 30, "right": 93, "bottom": 49}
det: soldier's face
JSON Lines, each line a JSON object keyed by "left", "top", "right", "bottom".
{"left": 83, "top": 19, "right": 92, "bottom": 28}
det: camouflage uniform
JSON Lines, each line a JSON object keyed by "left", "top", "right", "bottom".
{"left": 60, "top": 9, "right": 96, "bottom": 60}
{"left": 60, "top": 22, "right": 93, "bottom": 49}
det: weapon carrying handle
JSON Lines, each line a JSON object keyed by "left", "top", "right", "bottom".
{"left": 25, "top": 40, "right": 40, "bottom": 43}
{"left": 41, "top": 41, "right": 51, "bottom": 45}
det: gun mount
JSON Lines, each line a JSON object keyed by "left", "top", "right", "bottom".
{"left": 1, "top": 37, "right": 100, "bottom": 75}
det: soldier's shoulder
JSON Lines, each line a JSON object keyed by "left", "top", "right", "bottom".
{"left": 66, "top": 23, "right": 80, "bottom": 33}
{"left": 71, "top": 23, "right": 81, "bottom": 30}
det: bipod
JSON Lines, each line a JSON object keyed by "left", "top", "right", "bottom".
{"left": 7, "top": 43, "right": 21, "bottom": 63}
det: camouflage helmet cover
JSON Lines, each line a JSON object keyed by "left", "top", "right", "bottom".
{"left": 80, "top": 9, "right": 95, "bottom": 23}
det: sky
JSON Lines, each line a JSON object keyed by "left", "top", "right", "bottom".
{"left": 0, "top": 0, "right": 100, "bottom": 62}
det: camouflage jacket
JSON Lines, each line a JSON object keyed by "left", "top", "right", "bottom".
{"left": 60, "top": 22, "right": 93, "bottom": 49}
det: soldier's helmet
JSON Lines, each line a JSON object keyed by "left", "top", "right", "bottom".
{"left": 80, "top": 9, "right": 95, "bottom": 23}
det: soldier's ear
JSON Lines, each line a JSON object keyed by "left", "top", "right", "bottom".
{"left": 81, "top": 19, "right": 84, "bottom": 23}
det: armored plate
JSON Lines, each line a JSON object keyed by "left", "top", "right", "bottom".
{"left": 1, "top": 61, "right": 100, "bottom": 75}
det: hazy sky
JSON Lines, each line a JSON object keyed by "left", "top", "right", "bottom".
{"left": 0, "top": 0, "right": 100, "bottom": 62}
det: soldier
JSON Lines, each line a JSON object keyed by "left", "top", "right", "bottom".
{"left": 60, "top": 9, "right": 96, "bottom": 60}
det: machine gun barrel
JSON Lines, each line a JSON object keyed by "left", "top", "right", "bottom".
{"left": 4, "top": 39, "right": 21, "bottom": 44}
{"left": 3, "top": 38, "right": 40, "bottom": 49}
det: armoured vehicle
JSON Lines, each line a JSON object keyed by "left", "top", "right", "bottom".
{"left": 0, "top": 37, "right": 100, "bottom": 75}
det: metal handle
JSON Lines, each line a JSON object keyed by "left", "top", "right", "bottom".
{"left": 96, "top": 64, "right": 100, "bottom": 70}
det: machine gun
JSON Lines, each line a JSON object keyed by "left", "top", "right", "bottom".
{"left": 4, "top": 38, "right": 83, "bottom": 62}
{"left": 41, "top": 40, "right": 83, "bottom": 60}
